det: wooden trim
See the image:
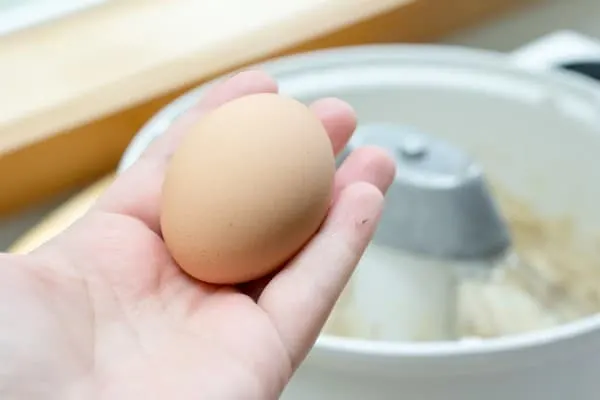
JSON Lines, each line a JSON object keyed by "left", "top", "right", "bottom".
{"left": 0, "top": 0, "right": 411, "bottom": 153}
{"left": 0, "top": 0, "right": 536, "bottom": 217}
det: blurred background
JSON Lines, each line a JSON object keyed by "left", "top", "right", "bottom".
{"left": 1, "top": 0, "right": 600, "bottom": 251}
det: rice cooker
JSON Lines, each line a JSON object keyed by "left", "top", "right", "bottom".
{"left": 119, "top": 36, "right": 600, "bottom": 400}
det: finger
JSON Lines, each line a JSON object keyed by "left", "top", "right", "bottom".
{"left": 309, "top": 98, "right": 356, "bottom": 155}
{"left": 238, "top": 146, "right": 395, "bottom": 300}
{"left": 332, "top": 145, "right": 396, "bottom": 201}
{"left": 258, "top": 182, "right": 385, "bottom": 368}
{"left": 95, "top": 70, "right": 279, "bottom": 232}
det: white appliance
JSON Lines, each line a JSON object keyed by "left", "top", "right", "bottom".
{"left": 120, "top": 32, "right": 600, "bottom": 399}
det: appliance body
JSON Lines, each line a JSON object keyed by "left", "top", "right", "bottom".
{"left": 120, "top": 41, "right": 600, "bottom": 400}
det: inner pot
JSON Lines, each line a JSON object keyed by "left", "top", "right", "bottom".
{"left": 119, "top": 45, "right": 600, "bottom": 400}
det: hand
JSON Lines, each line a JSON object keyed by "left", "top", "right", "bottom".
{"left": 0, "top": 71, "right": 395, "bottom": 399}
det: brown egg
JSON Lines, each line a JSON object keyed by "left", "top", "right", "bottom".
{"left": 160, "top": 93, "right": 335, "bottom": 284}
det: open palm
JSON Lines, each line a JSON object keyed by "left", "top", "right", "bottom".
{"left": 0, "top": 71, "right": 394, "bottom": 400}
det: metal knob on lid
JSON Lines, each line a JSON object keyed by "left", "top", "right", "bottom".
{"left": 343, "top": 124, "right": 511, "bottom": 262}
{"left": 332, "top": 124, "right": 587, "bottom": 343}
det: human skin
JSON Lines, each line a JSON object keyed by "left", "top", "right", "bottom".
{"left": 0, "top": 70, "right": 395, "bottom": 400}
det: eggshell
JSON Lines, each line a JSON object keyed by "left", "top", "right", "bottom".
{"left": 160, "top": 93, "right": 335, "bottom": 284}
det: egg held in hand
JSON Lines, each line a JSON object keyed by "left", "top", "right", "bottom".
{"left": 160, "top": 93, "right": 336, "bottom": 284}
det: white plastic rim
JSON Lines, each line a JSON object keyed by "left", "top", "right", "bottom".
{"left": 119, "top": 44, "right": 600, "bottom": 368}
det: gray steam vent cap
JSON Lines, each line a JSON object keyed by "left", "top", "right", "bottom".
{"left": 340, "top": 124, "right": 511, "bottom": 261}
